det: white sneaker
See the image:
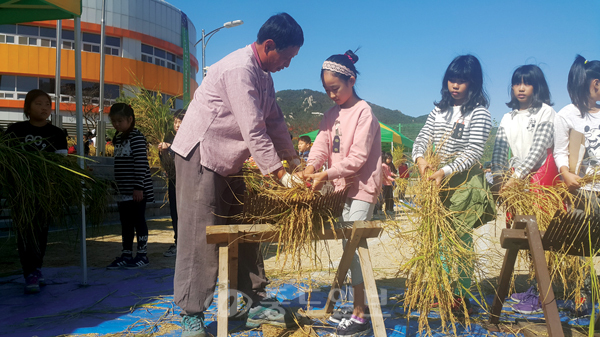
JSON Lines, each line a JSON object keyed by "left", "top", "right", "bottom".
{"left": 163, "top": 244, "right": 177, "bottom": 257}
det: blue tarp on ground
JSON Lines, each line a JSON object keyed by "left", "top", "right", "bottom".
{"left": 0, "top": 266, "right": 594, "bottom": 336}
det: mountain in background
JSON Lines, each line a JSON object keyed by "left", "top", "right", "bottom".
{"left": 276, "top": 89, "right": 428, "bottom": 138}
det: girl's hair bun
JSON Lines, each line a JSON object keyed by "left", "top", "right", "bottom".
{"left": 344, "top": 50, "right": 359, "bottom": 64}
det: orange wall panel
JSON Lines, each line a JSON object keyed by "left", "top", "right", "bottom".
{"left": 1, "top": 45, "right": 187, "bottom": 97}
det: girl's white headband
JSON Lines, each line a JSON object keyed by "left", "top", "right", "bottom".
{"left": 322, "top": 61, "right": 355, "bottom": 78}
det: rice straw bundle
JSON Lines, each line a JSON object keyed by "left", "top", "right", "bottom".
{"left": 499, "top": 176, "right": 589, "bottom": 302}
{"left": 398, "top": 145, "right": 476, "bottom": 336}
{"left": 0, "top": 134, "right": 110, "bottom": 237}
{"left": 242, "top": 170, "right": 348, "bottom": 273}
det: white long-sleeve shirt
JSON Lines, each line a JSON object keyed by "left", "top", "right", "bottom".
{"left": 491, "top": 104, "right": 556, "bottom": 179}
{"left": 554, "top": 104, "right": 600, "bottom": 191}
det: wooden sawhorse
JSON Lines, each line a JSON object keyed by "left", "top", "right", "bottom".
{"left": 489, "top": 212, "right": 600, "bottom": 337}
{"left": 206, "top": 220, "right": 387, "bottom": 337}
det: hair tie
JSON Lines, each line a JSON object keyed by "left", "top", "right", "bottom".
{"left": 346, "top": 54, "right": 353, "bottom": 63}
{"left": 585, "top": 60, "right": 589, "bottom": 65}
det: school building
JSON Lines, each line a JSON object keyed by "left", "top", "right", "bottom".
{"left": 0, "top": 0, "right": 199, "bottom": 133}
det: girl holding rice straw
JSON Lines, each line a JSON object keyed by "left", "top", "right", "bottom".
{"left": 5, "top": 89, "right": 67, "bottom": 294}
{"left": 553, "top": 55, "right": 600, "bottom": 315}
{"left": 491, "top": 64, "right": 559, "bottom": 315}
{"left": 412, "top": 54, "right": 495, "bottom": 315}
{"left": 299, "top": 49, "right": 382, "bottom": 337}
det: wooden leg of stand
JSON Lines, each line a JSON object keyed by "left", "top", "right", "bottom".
{"left": 323, "top": 228, "right": 365, "bottom": 314}
{"left": 526, "top": 222, "right": 564, "bottom": 337}
{"left": 489, "top": 246, "right": 519, "bottom": 324}
{"left": 357, "top": 237, "right": 387, "bottom": 337}
{"left": 218, "top": 245, "right": 229, "bottom": 337}
{"left": 228, "top": 232, "right": 239, "bottom": 317}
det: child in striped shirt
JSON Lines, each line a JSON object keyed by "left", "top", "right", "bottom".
{"left": 412, "top": 54, "right": 495, "bottom": 314}
{"left": 106, "top": 103, "right": 154, "bottom": 270}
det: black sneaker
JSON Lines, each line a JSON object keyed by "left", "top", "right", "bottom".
{"left": 335, "top": 318, "right": 372, "bottom": 337}
{"left": 245, "top": 298, "right": 296, "bottom": 328}
{"left": 125, "top": 255, "right": 150, "bottom": 269}
{"left": 328, "top": 308, "right": 353, "bottom": 325}
{"left": 106, "top": 255, "right": 132, "bottom": 270}
{"left": 24, "top": 273, "right": 40, "bottom": 294}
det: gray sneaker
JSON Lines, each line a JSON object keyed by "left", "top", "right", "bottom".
{"left": 181, "top": 314, "right": 206, "bottom": 337}
{"left": 163, "top": 244, "right": 177, "bottom": 257}
{"left": 246, "top": 298, "right": 296, "bottom": 328}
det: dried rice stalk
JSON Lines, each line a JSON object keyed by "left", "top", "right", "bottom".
{"left": 241, "top": 169, "right": 347, "bottom": 275}
{"left": 396, "top": 144, "right": 476, "bottom": 336}
{"left": 499, "top": 174, "right": 590, "bottom": 304}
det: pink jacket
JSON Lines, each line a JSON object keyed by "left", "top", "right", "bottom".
{"left": 171, "top": 45, "right": 295, "bottom": 177}
{"left": 307, "top": 100, "right": 382, "bottom": 204}
{"left": 382, "top": 163, "right": 395, "bottom": 186}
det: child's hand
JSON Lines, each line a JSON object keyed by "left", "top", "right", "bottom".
{"left": 133, "top": 190, "right": 144, "bottom": 202}
{"left": 500, "top": 177, "right": 518, "bottom": 193}
{"left": 416, "top": 157, "right": 432, "bottom": 176}
{"left": 307, "top": 171, "right": 328, "bottom": 191}
{"left": 428, "top": 169, "right": 445, "bottom": 187}
{"left": 561, "top": 171, "right": 581, "bottom": 192}
{"left": 158, "top": 142, "right": 171, "bottom": 154}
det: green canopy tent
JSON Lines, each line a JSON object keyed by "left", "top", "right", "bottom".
{"left": 300, "top": 121, "right": 414, "bottom": 150}
{"left": 0, "top": 0, "right": 89, "bottom": 284}
{"left": 0, "top": 0, "right": 81, "bottom": 24}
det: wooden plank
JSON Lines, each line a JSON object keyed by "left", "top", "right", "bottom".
{"left": 323, "top": 227, "right": 365, "bottom": 314}
{"left": 526, "top": 221, "right": 564, "bottom": 337}
{"left": 489, "top": 243, "right": 519, "bottom": 324}
{"left": 357, "top": 237, "right": 387, "bottom": 337}
{"left": 228, "top": 231, "right": 239, "bottom": 318}
{"left": 218, "top": 245, "right": 229, "bottom": 337}
{"left": 206, "top": 221, "right": 383, "bottom": 244}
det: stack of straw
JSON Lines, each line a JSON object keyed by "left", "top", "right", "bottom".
{"left": 397, "top": 145, "right": 476, "bottom": 335}
{"left": 498, "top": 176, "right": 590, "bottom": 303}
{"left": 0, "top": 135, "right": 110, "bottom": 235}
{"left": 242, "top": 170, "right": 348, "bottom": 273}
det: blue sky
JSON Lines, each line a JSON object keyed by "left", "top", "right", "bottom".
{"left": 167, "top": 0, "right": 600, "bottom": 123}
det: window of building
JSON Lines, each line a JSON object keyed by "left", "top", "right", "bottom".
{"left": 141, "top": 43, "right": 182, "bottom": 73}
{"left": 0, "top": 25, "right": 119, "bottom": 55}
{"left": 0, "top": 75, "right": 121, "bottom": 105}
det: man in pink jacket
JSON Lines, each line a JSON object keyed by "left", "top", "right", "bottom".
{"left": 171, "top": 13, "right": 303, "bottom": 337}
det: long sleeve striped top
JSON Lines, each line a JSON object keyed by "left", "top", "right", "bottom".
{"left": 113, "top": 129, "right": 154, "bottom": 202}
{"left": 412, "top": 105, "right": 492, "bottom": 176}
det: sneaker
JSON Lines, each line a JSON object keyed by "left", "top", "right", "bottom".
{"left": 125, "top": 255, "right": 150, "bottom": 269}
{"left": 335, "top": 317, "right": 372, "bottom": 337}
{"left": 106, "top": 255, "right": 132, "bottom": 270}
{"left": 328, "top": 308, "right": 354, "bottom": 325}
{"left": 33, "top": 269, "right": 46, "bottom": 286}
{"left": 568, "top": 294, "right": 592, "bottom": 317}
{"left": 512, "top": 293, "right": 542, "bottom": 314}
{"left": 181, "top": 314, "right": 206, "bottom": 337}
{"left": 24, "top": 273, "right": 40, "bottom": 294}
{"left": 510, "top": 285, "right": 537, "bottom": 303}
{"left": 246, "top": 298, "right": 295, "bottom": 328}
{"left": 163, "top": 244, "right": 177, "bottom": 257}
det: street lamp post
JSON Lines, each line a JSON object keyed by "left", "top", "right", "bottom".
{"left": 194, "top": 20, "right": 244, "bottom": 79}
